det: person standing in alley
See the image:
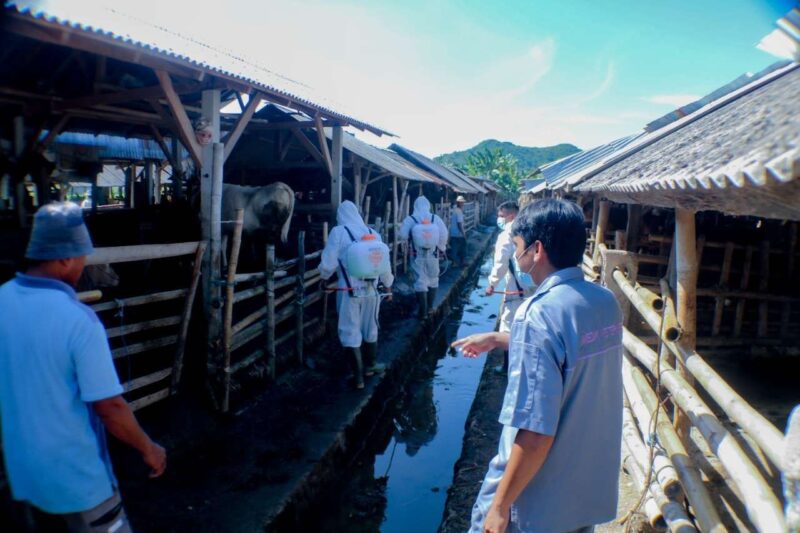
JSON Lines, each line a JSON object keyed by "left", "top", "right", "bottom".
{"left": 449, "top": 195, "right": 468, "bottom": 267}
{"left": 320, "top": 201, "right": 394, "bottom": 389}
{"left": 0, "top": 202, "right": 166, "bottom": 533}
{"left": 452, "top": 199, "right": 623, "bottom": 533}
{"left": 399, "top": 196, "right": 448, "bottom": 319}
{"left": 485, "top": 201, "right": 535, "bottom": 374}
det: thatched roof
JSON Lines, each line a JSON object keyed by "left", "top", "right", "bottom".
{"left": 576, "top": 63, "right": 800, "bottom": 221}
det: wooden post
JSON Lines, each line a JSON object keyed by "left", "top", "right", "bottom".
{"left": 712, "top": 242, "right": 735, "bottom": 335}
{"left": 171, "top": 242, "right": 207, "bottom": 392}
{"left": 733, "top": 246, "right": 754, "bottom": 336}
{"left": 758, "top": 241, "right": 770, "bottom": 337}
{"left": 781, "top": 223, "right": 797, "bottom": 336}
{"left": 321, "top": 222, "right": 330, "bottom": 334}
{"left": 125, "top": 166, "right": 134, "bottom": 208}
{"left": 392, "top": 177, "right": 399, "bottom": 269}
{"left": 265, "top": 245, "right": 276, "bottom": 380}
{"left": 201, "top": 90, "right": 222, "bottom": 374}
{"left": 363, "top": 195, "right": 371, "bottom": 225}
{"left": 383, "top": 201, "right": 391, "bottom": 244}
{"left": 353, "top": 163, "right": 362, "bottom": 210}
{"left": 143, "top": 161, "right": 153, "bottom": 206}
{"left": 593, "top": 200, "right": 610, "bottom": 263}
{"left": 674, "top": 208, "right": 697, "bottom": 439}
{"left": 295, "top": 231, "right": 306, "bottom": 365}
{"left": 331, "top": 125, "right": 343, "bottom": 209}
{"left": 614, "top": 230, "right": 626, "bottom": 250}
{"left": 625, "top": 204, "right": 642, "bottom": 252}
{"left": 154, "top": 165, "right": 162, "bottom": 204}
{"left": 222, "top": 208, "right": 244, "bottom": 412}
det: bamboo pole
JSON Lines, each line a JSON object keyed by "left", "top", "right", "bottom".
{"left": 623, "top": 359, "right": 727, "bottom": 533}
{"left": 757, "top": 241, "right": 770, "bottom": 337}
{"left": 623, "top": 331, "right": 786, "bottom": 532}
{"left": 295, "top": 231, "right": 305, "bottom": 365}
{"left": 392, "top": 177, "right": 399, "bottom": 271}
{"left": 171, "top": 241, "right": 207, "bottom": 391}
{"left": 712, "top": 242, "right": 735, "bottom": 335}
{"left": 593, "top": 200, "right": 610, "bottom": 263}
{"left": 615, "top": 230, "right": 627, "bottom": 251}
{"left": 363, "top": 195, "right": 371, "bottom": 224}
{"left": 221, "top": 209, "right": 244, "bottom": 412}
{"left": 622, "top": 453, "right": 667, "bottom": 530}
{"left": 622, "top": 397, "right": 682, "bottom": 500}
{"left": 612, "top": 270, "right": 680, "bottom": 342}
{"left": 614, "top": 272, "right": 786, "bottom": 470}
{"left": 625, "top": 440, "right": 697, "bottom": 533}
{"left": 266, "top": 244, "right": 276, "bottom": 380}
{"left": 208, "top": 142, "right": 224, "bottom": 375}
{"left": 626, "top": 204, "right": 642, "bottom": 253}
{"left": 734, "top": 245, "right": 754, "bottom": 336}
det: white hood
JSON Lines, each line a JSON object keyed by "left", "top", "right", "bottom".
{"left": 412, "top": 196, "right": 432, "bottom": 219}
{"left": 336, "top": 200, "right": 368, "bottom": 232}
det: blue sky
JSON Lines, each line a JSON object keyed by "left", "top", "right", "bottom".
{"left": 52, "top": 0, "right": 794, "bottom": 154}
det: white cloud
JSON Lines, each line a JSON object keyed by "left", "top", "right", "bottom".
{"left": 641, "top": 94, "right": 702, "bottom": 107}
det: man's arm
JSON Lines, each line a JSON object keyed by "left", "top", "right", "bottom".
{"left": 318, "top": 229, "right": 341, "bottom": 280}
{"left": 483, "top": 430, "right": 554, "bottom": 533}
{"left": 451, "top": 331, "right": 509, "bottom": 357}
{"left": 94, "top": 396, "right": 166, "bottom": 478}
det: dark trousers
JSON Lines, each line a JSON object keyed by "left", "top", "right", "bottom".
{"left": 450, "top": 236, "right": 467, "bottom": 266}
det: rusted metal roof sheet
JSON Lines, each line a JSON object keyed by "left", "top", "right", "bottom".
{"left": 576, "top": 63, "right": 800, "bottom": 221}
{"left": 334, "top": 133, "right": 437, "bottom": 184}
{"left": 5, "top": 1, "right": 391, "bottom": 136}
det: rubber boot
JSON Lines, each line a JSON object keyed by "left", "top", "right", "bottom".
{"left": 362, "top": 342, "right": 385, "bottom": 376}
{"left": 416, "top": 291, "right": 428, "bottom": 319}
{"left": 346, "top": 347, "right": 364, "bottom": 389}
{"left": 427, "top": 287, "right": 437, "bottom": 315}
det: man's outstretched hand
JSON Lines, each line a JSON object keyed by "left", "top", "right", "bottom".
{"left": 451, "top": 332, "right": 508, "bottom": 358}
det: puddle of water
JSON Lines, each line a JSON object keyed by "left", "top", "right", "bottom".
{"left": 301, "top": 256, "right": 503, "bottom": 532}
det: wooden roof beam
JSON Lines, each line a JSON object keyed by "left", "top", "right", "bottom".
{"left": 149, "top": 125, "right": 180, "bottom": 169}
{"left": 289, "top": 129, "right": 325, "bottom": 168}
{"left": 314, "top": 113, "right": 333, "bottom": 177}
{"left": 223, "top": 93, "right": 262, "bottom": 163}
{"left": 155, "top": 69, "right": 202, "bottom": 166}
{"left": 55, "top": 82, "right": 200, "bottom": 111}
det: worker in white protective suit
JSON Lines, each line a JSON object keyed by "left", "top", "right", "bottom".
{"left": 320, "top": 201, "right": 394, "bottom": 389}
{"left": 486, "top": 201, "right": 536, "bottom": 373}
{"left": 399, "top": 196, "right": 449, "bottom": 319}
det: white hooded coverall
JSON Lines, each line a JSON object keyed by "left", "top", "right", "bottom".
{"left": 320, "top": 201, "right": 394, "bottom": 348}
{"left": 487, "top": 224, "right": 536, "bottom": 333}
{"left": 399, "top": 197, "right": 449, "bottom": 292}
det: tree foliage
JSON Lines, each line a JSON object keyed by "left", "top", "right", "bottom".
{"left": 460, "top": 148, "right": 522, "bottom": 193}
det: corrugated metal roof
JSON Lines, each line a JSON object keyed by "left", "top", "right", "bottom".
{"left": 531, "top": 133, "right": 643, "bottom": 192}
{"left": 380, "top": 150, "right": 450, "bottom": 187}
{"left": 388, "top": 144, "right": 483, "bottom": 194}
{"left": 333, "top": 133, "right": 436, "bottom": 184}
{"left": 5, "top": 1, "right": 391, "bottom": 136}
{"left": 450, "top": 167, "right": 489, "bottom": 193}
{"left": 576, "top": 63, "right": 800, "bottom": 221}
{"left": 49, "top": 131, "right": 183, "bottom": 161}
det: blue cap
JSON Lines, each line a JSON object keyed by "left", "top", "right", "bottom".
{"left": 25, "top": 202, "right": 95, "bottom": 260}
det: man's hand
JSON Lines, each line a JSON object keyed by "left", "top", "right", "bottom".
{"left": 483, "top": 505, "right": 510, "bottom": 533}
{"left": 381, "top": 286, "right": 393, "bottom": 302}
{"left": 451, "top": 332, "right": 507, "bottom": 358}
{"left": 485, "top": 285, "right": 495, "bottom": 296}
{"left": 143, "top": 441, "right": 167, "bottom": 478}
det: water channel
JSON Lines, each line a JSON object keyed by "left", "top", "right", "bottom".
{"left": 301, "top": 254, "right": 503, "bottom": 532}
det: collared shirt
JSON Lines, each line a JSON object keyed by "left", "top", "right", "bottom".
{"left": 487, "top": 227, "right": 536, "bottom": 302}
{"left": 449, "top": 208, "right": 465, "bottom": 237}
{"left": 0, "top": 274, "right": 123, "bottom": 514}
{"left": 470, "top": 267, "right": 623, "bottom": 532}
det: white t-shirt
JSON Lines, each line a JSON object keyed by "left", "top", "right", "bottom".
{"left": 450, "top": 208, "right": 464, "bottom": 237}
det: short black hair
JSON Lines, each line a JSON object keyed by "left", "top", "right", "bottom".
{"left": 511, "top": 199, "right": 586, "bottom": 269}
{"left": 497, "top": 201, "right": 518, "bottom": 214}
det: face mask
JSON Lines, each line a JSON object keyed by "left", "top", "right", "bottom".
{"left": 513, "top": 243, "right": 536, "bottom": 289}
{"left": 496, "top": 216, "right": 506, "bottom": 230}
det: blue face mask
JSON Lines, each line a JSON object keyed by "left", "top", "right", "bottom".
{"left": 496, "top": 216, "right": 506, "bottom": 230}
{"left": 513, "top": 244, "right": 535, "bottom": 289}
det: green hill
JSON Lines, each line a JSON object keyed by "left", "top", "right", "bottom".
{"left": 435, "top": 139, "right": 580, "bottom": 173}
